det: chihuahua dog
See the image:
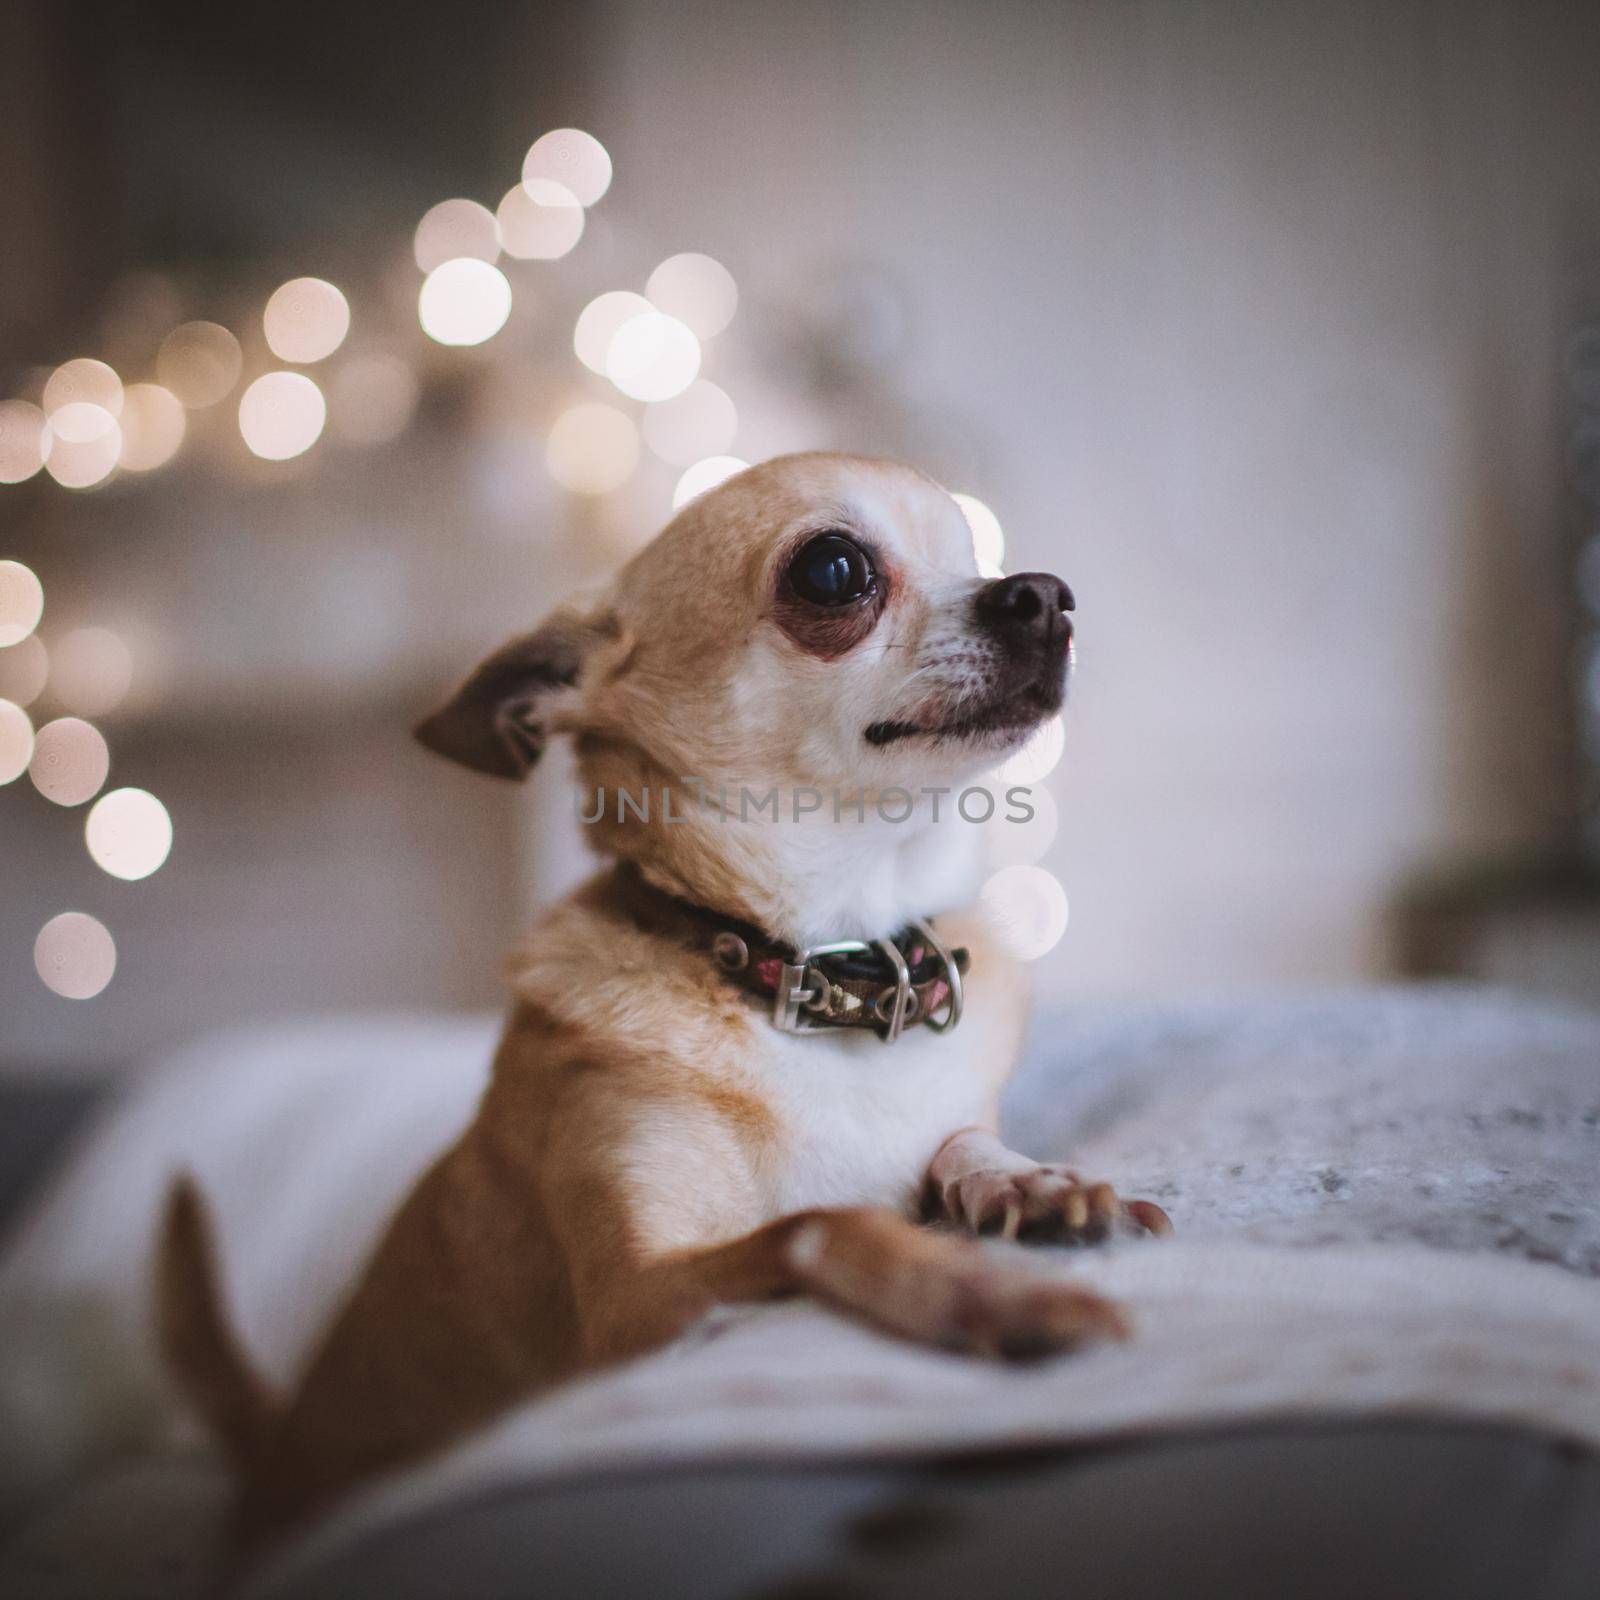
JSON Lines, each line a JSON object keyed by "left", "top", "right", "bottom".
{"left": 159, "top": 451, "right": 1169, "bottom": 1557}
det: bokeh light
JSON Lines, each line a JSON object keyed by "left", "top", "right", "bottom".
{"left": 953, "top": 492, "right": 1005, "bottom": 576}
{"left": 29, "top": 715, "right": 110, "bottom": 806}
{"left": 413, "top": 198, "right": 501, "bottom": 272}
{"left": 642, "top": 379, "right": 738, "bottom": 466}
{"left": 546, "top": 402, "right": 640, "bottom": 496}
{"left": 34, "top": 912, "right": 116, "bottom": 1000}
{"left": 981, "top": 864, "right": 1070, "bottom": 960}
{"left": 606, "top": 311, "right": 701, "bottom": 402}
{"left": 574, "top": 291, "right": 652, "bottom": 374}
{"left": 263, "top": 277, "right": 351, "bottom": 364}
{"left": 329, "top": 356, "right": 419, "bottom": 446}
{"left": 984, "top": 783, "right": 1059, "bottom": 868}
{"left": 238, "top": 372, "right": 327, "bottom": 460}
{"left": 85, "top": 786, "right": 173, "bottom": 880}
{"left": 0, "top": 560, "right": 45, "bottom": 646}
{"left": 43, "top": 359, "right": 123, "bottom": 420}
{"left": 50, "top": 627, "right": 133, "bottom": 716}
{"left": 497, "top": 180, "right": 584, "bottom": 261}
{"left": 522, "top": 128, "right": 612, "bottom": 207}
{"left": 996, "top": 714, "right": 1065, "bottom": 786}
{"left": 0, "top": 698, "right": 34, "bottom": 784}
{"left": 418, "top": 259, "right": 513, "bottom": 346}
{"left": 117, "top": 383, "right": 186, "bottom": 471}
{"left": 672, "top": 455, "right": 748, "bottom": 509}
{"left": 0, "top": 400, "right": 49, "bottom": 483}
{"left": 646, "top": 253, "right": 738, "bottom": 340}
{"left": 43, "top": 404, "right": 121, "bottom": 488}
{"left": 47, "top": 400, "right": 117, "bottom": 444}
{"left": 157, "top": 322, "right": 243, "bottom": 409}
{"left": 0, "top": 636, "right": 48, "bottom": 706}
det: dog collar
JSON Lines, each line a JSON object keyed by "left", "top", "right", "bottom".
{"left": 617, "top": 870, "right": 966, "bottom": 1043}
{"left": 674, "top": 897, "right": 968, "bottom": 1043}
{"left": 751, "top": 922, "right": 968, "bottom": 1042}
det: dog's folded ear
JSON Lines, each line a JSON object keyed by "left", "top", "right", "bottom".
{"left": 414, "top": 615, "right": 599, "bottom": 780}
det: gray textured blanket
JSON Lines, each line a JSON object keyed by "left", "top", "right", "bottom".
{"left": 1008, "top": 986, "right": 1600, "bottom": 1273}
{"left": 0, "top": 985, "right": 1597, "bottom": 1598}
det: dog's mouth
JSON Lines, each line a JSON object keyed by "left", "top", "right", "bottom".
{"left": 864, "top": 668, "right": 1066, "bottom": 751}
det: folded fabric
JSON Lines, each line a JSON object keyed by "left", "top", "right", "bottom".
{"left": 0, "top": 985, "right": 1595, "bottom": 1599}
{"left": 250, "top": 1238, "right": 1600, "bottom": 1596}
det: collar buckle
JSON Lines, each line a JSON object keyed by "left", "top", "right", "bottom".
{"left": 773, "top": 934, "right": 940, "bottom": 1044}
{"left": 773, "top": 939, "right": 871, "bottom": 1035}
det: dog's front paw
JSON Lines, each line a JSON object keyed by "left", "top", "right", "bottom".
{"left": 937, "top": 1257, "right": 1132, "bottom": 1359}
{"left": 943, "top": 1165, "right": 1172, "bottom": 1245}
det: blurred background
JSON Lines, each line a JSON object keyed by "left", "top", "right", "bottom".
{"left": 4, "top": 0, "right": 1599, "bottom": 1080}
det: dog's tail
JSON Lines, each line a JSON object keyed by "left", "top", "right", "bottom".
{"left": 156, "top": 1175, "right": 278, "bottom": 1472}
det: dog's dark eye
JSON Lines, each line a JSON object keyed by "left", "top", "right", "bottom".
{"left": 787, "top": 533, "right": 874, "bottom": 606}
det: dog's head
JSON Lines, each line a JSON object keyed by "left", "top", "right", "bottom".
{"left": 417, "top": 452, "right": 1073, "bottom": 803}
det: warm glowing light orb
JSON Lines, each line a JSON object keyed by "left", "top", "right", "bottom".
{"left": 157, "top": 322, "right": 243, "bottom": 409}
{"left": 0, "top": 560, "right": 45, "bottom": 646}
{"left": 573, "top": 291, "right": 651, "bottom": 374}
{"left": 642, "top": 380, "right": 738, "bottom": 466}
{"left": 672, "top": 455, "right": 749, "bottom": 510}
{"left": 263, "top": 277, "right": 351, "bottom": 364}
{"left": 86, "top": 786, "right": 173, "bottom": 880}
{"left": 645, "top": 253, "right": 738, "bottom": 340}
{"left": 522, "top": 129, "right": 612, "bottom": 207}
{"left": 43, "top": 404, "right": 122, "bottom": 488}
{"left": 29, "top": 716, "right": 110, "bottom": 806}
{"left": 414, "top": 198, "right": 501, "bottom": 272}
{"left": 0, "top": 698, "right": 34, "bottom": 784}
{"left": 605, "top": 311, "right": 701, "bottom": 402}
{"left": 980, "top": 864, "right": 1070, "bottom": 961}
{"left": 117, "top": 384, "right": 186, "bottom": 471}
{"left": 51, "top": 627, "right": 133, "bottom": 717}
{"left": 329, "top": 356, "right": 419, "bottom": 446}
{"left": 996, "top": 714, "right": 1065, "bottom": 786}
{"left": 418, "top": 259, "right": 513, "bottom": 346}
{"left": 34, "top": 911, "right": 117, "bottom": 999}
{"left": 43, "top": 359, "right": 123, "bottom": 420}
{"left": 953, "top": 493, "right": 1005, "bottom": 576}
{"left": 45, "top": 401, "right": 118, "bottom": 445}
{"left": 497, "top": 180, "right": 584, "bottom": 261}
{"left": 0, "top": 400, "right": 50, "bottom": 483}
{"left": 545, "top": 402, "right": 640, "bottom": 496}
{"left": 238, "top": 372, "right": 327, "bottom": 460}
{"left": 0, "top": 636, "right": 48, "bottom": 707}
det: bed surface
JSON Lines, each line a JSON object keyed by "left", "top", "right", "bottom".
{"left": 1, "top": 984, "right": 1597, "bottom": 1598}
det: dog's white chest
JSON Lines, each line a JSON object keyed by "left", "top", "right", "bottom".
{"left": 752, "top": 1023, "right": 989, "bottom": 1216}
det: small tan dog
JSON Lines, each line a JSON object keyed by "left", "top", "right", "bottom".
{"left": 160, "top": 451, "right": 1169, "bottom": 1558}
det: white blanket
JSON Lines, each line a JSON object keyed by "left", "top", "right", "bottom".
{"left": 1, "top": 987, "right": 1597, "bottom": 1597}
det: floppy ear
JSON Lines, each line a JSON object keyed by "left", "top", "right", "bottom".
{"left": 414, "top": 616, "right": 595, "bottom": 780}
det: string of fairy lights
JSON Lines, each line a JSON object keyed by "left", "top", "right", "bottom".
{"left": 0, "top": 127, "right": 1070, "bottom": 1004}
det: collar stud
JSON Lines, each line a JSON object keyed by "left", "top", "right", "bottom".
{"left": 710, "top": 931, "right": 749, "bottom": 973}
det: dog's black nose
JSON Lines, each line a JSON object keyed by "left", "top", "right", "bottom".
{"left": 974, "top": 572, "right": 1075, "bottom": 649}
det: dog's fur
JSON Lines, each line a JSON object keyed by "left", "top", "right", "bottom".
{"left": 157, "top": 452, "right": 1167, "bottom": 1558}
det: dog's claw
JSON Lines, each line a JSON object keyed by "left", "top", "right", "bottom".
{"left": 943, "top": 1165, "right": 1173, "bottom": 1246}
{"left": 1126, "top": 1199, "right": 1174, "bottom": 1237}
